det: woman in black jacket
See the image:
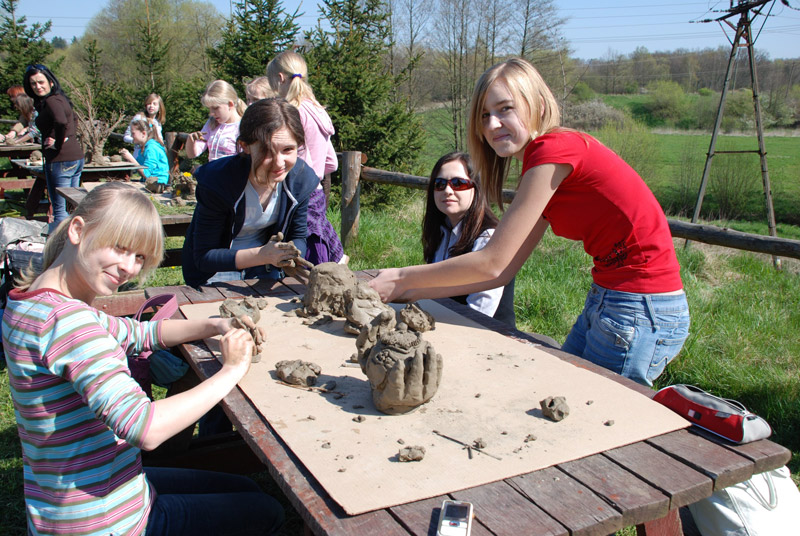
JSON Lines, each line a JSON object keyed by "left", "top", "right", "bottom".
{"left": 182, "top": 97, "right": 318, "bottom": 288}
{"left": 23, "top": 64, "right": 84, "bottom": 231}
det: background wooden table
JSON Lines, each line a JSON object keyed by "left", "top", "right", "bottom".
{"left": 133, "top": 274, "right": 792, "bottom": 536}
{"left": 58, "top": 185, "right": 191, "bottom": 267}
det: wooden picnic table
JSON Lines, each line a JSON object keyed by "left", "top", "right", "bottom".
{"left": 58, "top": 185, "right": 192, "bottom": 267}
{"left": 10, "top": 159, "right": 146, "bottom": 220}
{"left": 131, "top": 274, "right": 791, "bottom": 536}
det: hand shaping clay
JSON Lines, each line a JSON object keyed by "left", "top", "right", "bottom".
{"left": 397, "top": 445, "right": 426, "bottom": 462}
{"left": 275, "top": 359, "right": 322, "bottom": 387}
{"left": 357, "top": 314, "right": 443, "bottom": 415}
{"left": 219, "top": 297, "right": 269, "bottom": 362}
{"left": 540, "top": 396, "right": 570, "bottom": 422}
{"left": 397, "top": 303, "right": 435, "bottom": 332}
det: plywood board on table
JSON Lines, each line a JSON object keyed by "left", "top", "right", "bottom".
{"left": 180, "top": 297, "right": 689, "bottom": 515}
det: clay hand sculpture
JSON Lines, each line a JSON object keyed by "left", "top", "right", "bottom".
{"left": 357, "top": 312, "right": 443, "bottom": 415}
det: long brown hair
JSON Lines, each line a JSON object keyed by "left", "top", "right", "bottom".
{"left": 422, "top": 152, "right": 499, "bottom": 263}
{"left": 467, "top": 58, "right": 561, "bottom": 210}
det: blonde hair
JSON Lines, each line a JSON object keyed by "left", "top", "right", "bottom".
{"left": 130, "top": 117, "right": 164, "bottom": 147}
{"left": 144, "top": 93, "right": 166, "bottom": 124}
{"left": 15, "top": 183, "right": 164, "bottom": 291}
{"left": 266, "top": 51, "right": 320, "bottom": 108}
{"left": 468, "top": 58, "right": 561, "bottom": 209}
{"left": 200, "top": 80, "right": 247, "bottom": 128}
{"left": 245, "top": 77, "right": 276, "bottom": 104}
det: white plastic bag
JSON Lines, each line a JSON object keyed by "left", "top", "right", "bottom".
{"left": 688, "top": 465, "right": 800, "bottom": 535}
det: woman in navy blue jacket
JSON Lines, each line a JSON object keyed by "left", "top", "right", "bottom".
{"left": 183, "top": 98, "right": 319, "bottom": 288}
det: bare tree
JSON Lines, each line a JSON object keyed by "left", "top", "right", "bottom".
{"left": 391, "top": 0, "right": 432, "bottom": 108}
{"left": 434, "top": 0, "right": 475, "bottom": 150}
{"left": 65, "top": 80, "right": 127, "bottom": 166}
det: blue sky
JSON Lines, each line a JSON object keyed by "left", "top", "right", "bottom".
{"left": 11, "top": 0, "right": 800, "bottom": 60}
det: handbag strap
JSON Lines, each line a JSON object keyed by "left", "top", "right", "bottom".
{"left": 135, "top": 293, "right": 179, "bottom": 322}
{"left": 744, "top": 471, "right": 779, "bottom": 510}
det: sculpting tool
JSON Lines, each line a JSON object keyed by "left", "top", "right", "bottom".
{"left": 432, "top": 430, "right": 502, "bottom": 461}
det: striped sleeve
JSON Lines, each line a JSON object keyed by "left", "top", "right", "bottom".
{"left": 42, "top": 302, "right": 155, "bottom": 448}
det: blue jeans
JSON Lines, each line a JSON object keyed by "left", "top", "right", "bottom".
{"left": 144, "top": 467, "right": 284, "bottom": 535}
{"left": 44, "top": 158, "right": 83, "bottom": 232}
{"left": 561, "top": 284, "right": 690, "bottom": 387}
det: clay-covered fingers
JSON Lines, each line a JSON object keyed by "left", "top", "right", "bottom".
{"left": 219, "top": 328, "right": 254, "bottom": 374}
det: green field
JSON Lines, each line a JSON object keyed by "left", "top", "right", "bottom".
{"left": 1, "top": 120, "right": 798, "bottom": 535}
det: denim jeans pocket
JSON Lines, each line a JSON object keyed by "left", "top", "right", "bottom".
{"left": 647, "top": 321, "right": 691, "bottom": 383}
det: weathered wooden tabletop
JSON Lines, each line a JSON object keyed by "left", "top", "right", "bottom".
{"left": 141, "top": 274, "right": 790, "bottom": 536}
{"left": 11, "top": 158, "right": 143, "bottom": 181}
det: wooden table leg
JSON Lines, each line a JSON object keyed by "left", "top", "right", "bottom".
{"left": 636, "top": 507, "right": 683, "bottom": 536}
{"left": 25, "top": 176, "right": 47, "bottom": 220}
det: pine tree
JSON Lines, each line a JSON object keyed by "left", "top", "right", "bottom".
{"left": 0, "top": 0, "right": 54, "bottom": 116}
{"left": 208, "top": 0, "right": 300, "bottom": 96}
{"left": 134, "top": 0, "right": 170, "bottom": 92}
{"left": 304, "top": 0, "right": 424, "bottom": 185}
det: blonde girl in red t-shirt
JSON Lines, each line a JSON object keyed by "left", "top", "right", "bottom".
{"left": 370, "top": 58, "right": 689, "bottom": 387}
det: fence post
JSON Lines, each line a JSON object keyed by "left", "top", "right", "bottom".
{"left": 341, "top": 151, "right": 362, "bottom": 247}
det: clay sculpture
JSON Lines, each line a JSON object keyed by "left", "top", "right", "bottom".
{"left": 540, "top": 396, "right": 570, "bottom": 422}
{"left": 357, "top": 312, "right": 443, "bottom": 415}
{"left": 343, "top": 282, "right": 394, "bottom": 335}
{"left": 299, "top": 262, "right": 357, "bottom": 318}
{"left": 275, "top": 359, "right": 322, "bottom": 387}
{"left": 219, "top": 297, "right": 268, "bottom": 362}
{"left": 397, "top": 303, "right": 435, "bottom": 332}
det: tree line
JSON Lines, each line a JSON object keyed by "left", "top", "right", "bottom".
{"left": 1, "top": 0, "right": 798, "bottom": 176}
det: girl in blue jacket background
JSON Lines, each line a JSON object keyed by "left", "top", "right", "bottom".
{"left": 120, "top": 118, "right": 170, "bottom": 193}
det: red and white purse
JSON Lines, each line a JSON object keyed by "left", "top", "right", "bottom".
{"left": 653, "top": 384, "right": 772, "bottom": 444}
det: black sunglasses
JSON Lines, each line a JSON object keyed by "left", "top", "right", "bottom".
{"left": 26, "top": 64, "right": 47, "bottom": 73}
{"left": 433, "top": 177, "right": 474, "bottom": 191}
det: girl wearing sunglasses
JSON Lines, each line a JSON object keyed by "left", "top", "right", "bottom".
{"left": 422, "top": 152, "right": 515, "bottom": 328}
{"left": 371, "top": 58, "right": 689, "bottom": 387}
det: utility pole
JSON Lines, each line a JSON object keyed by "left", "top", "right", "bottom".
{"left": 688, "top": 0, "right": 781, "bottom": 269}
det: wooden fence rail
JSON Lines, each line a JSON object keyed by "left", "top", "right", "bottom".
{"left": 340, "top": 150, "right": 800, "bottom": 261}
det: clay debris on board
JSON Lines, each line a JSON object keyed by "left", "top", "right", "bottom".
{"left": 219, "top": 297, "right": 269, "bottom": 362}
{"left": 540, "top": 396, "right": 570, "bottom": 422}
{"left": 275, "top": 359, "right": 322, "bottom": 387}
{"left": 397, "top": 446, "right": 426, "bottom": 462}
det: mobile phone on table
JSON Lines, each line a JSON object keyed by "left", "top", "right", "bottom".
{"left": 436, "top": 500, "right": 473, "bottom": 536}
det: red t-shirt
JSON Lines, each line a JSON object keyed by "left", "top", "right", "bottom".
{"left": 524, "top": 130, "right": 682, "bottom": 293}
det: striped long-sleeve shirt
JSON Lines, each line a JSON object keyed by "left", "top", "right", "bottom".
{"left": 2, "top": 287, "right": 164, "bottom": 536}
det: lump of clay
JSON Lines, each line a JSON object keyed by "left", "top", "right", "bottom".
{"left": 275, "top": 359, "right": 321, "bottom": 387}
{"left": 397, "top": 303, "right": 435, "bottom": 332}
{"left": 219, "top": 297, "right": 268, "bottom": 362}
{"left": 540, "top": 396, "right": 570, "bottom": 422}
{"left": 219, "top": 297, "right": 267, "bottom": 324}
{"left": 29, "top": 150, "right": 43, "bottom": 163}
{"left": 110, "top": 154, "right": 123, "bottom": 162}
{"left": 358, "top": 314, "right": 443, "bottom": 415}
{"left": 300, "top": 263, "right": 357, "bottom": 317}
{"left": 398, "top": 445, "right": 425, "bottom": 462}
{"left": 343, "top": 281, "right": 394, "bottom": 335}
